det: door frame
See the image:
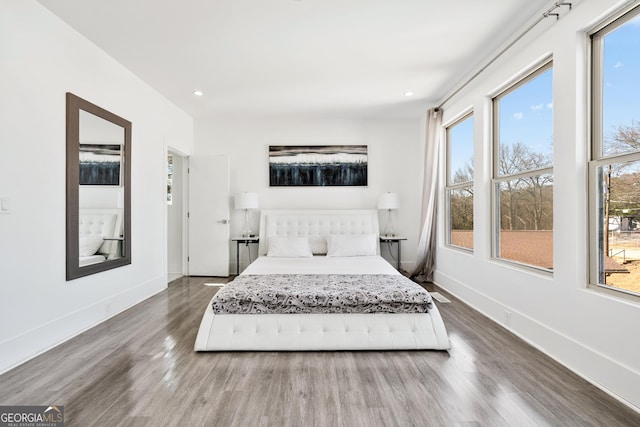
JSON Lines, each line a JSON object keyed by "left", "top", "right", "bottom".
{"left": 165, "top": 146, "right": 190, "bottom": 281}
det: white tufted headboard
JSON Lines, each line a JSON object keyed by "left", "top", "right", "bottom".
{"left": 79, "top": 208, "right": 123, "bottom": 259}
{"left": 258, "top": 209, "right": 380, "bottom": 256}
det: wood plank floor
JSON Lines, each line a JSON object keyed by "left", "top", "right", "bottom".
{"left": 0, "top": 276, "right": 638, "bottom": 426}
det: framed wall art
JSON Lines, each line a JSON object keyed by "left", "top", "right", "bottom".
{"left": 269, "top": 145, "right": 368, "bottom": 187}
{"left": 79, "top": 143, "right": 123, "bottom": 186}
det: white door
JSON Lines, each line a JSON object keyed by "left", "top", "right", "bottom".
{"left": 188, "top": 154, "right": 230, "bottom": 276}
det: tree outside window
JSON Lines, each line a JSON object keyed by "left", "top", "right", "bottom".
{"left": 493, "top": 63, "right": 553, "bottom": 271}
{"left": 446, "top": 113, "right": 474, "bottom": 250}
{"left": 591, "top": 7, "right": 640, "bottom": 296}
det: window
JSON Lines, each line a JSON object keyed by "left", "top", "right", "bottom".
{"left": 446, "top": 113, "right": 474, "bottom": 250}
{"left": 493, "top": 62, "right": 554, "bottom": 271}
{"left": 590, "top": 7, "right": 640, "bottom": 297}
{"left": 167, "top": 153, "right": 174, "bottom": 204}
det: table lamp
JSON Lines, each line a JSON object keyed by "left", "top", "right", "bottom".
{"left": 378, "top": 192, "right": 399, "bottom": 237}
{"left": 234, "top": 192, "right": 259, "bottom": 237}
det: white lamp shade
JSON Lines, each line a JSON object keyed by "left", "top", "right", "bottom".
{"left": 235, "top": 192, "right": 259, "bottom": 209}
{"left": 378, "top": 192, "right": 399, "bottom": 210}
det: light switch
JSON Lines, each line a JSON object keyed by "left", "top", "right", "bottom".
{"left": 0, "top": 197, "right": 10, "bottom": 214}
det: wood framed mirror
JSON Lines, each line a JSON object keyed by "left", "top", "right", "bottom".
{"left": 66, "top": 93, "right": 131, "bottom": 280}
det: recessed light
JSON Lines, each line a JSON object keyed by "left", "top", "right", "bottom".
{"left": 193, "top": 90, "right": 204, "bottom": 96}
{"left": 404, "top": 91, "right": 414, "bottom": 97}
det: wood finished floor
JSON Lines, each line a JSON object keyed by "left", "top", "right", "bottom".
{"left": 0, "top": 277, "right": 638, "bottom": 427}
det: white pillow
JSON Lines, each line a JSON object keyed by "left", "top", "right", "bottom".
{"left": 326, "top": 234, "right": 377, "bottom": 257}
{"left": 267, "top": 236, "right": 313, "bottom": 257}
{"left": 79, "top": 234, "right": 104, "bottom": 257}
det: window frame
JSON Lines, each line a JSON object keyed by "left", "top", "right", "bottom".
{"left": 589, "top": 5, "right": 640, "bottom": 297}
{"left": 491, "top": 59, "right": 554, "bottom": 272}
{"left": 445, "top": 111, "right": 474, "bottom": 251}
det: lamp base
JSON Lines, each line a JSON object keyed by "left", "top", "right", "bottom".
{"left": 382, "top": 209, "right": 395, "bottom": 237}
{"left": 241, "top": 209, "right": 252, "bottom": 238}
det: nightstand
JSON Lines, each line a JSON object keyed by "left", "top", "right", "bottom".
{"left": 231, "top": 236, "right": 259, "bottom": 275}
{"left": 103, "top": 237, "right": 125, "bottom": 257}
{"left": 379, "top": 235, "right": 406, "bottom": 271}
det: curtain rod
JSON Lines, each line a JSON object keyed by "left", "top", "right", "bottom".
{"left": 435, "top": 1, "right": 572, "bottom": 111}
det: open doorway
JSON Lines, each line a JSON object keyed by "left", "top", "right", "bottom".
{"left": 167, "top": 150, "right": 188, "bottom": 283}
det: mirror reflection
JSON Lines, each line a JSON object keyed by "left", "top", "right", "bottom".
{"left": 66, "top": 93, "right": 131, "bottom": 280}
{"left": 78, "top": 110, "right": 125, "bottom": 267}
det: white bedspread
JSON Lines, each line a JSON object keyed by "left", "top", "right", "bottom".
{"left": 241, "top": 255, "right": 399, "bottom": 276}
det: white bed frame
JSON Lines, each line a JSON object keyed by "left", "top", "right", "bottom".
{"left": 195, "top": 209, "right": 450, "bottom": 351}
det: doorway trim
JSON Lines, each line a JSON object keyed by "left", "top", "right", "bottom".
{"left": 166, "top": 146, "right": 190, "bottom": 283}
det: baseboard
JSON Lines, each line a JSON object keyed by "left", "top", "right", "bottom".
{"left": 168, "top": 272, "right": 183, "bottom": 282}
{"left": 0, "top": 275, "right": 166, "bottom": 375}
{"left": 434, "top": 270, "right": 640, "bottom": 414}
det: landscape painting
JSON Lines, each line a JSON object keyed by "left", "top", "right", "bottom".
{"left": 269, "top": 145, "right": 368, "bottom": 187}
{"left": 79, "top": 143, "right": 122, "bottom": 186}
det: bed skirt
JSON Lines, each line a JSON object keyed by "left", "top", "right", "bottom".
{"left": 195, "top": 296, "right": 450, "bottom": 351}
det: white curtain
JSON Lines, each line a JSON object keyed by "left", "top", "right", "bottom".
{"left": 411, "top": 108, "right": 443, "bottom": 282}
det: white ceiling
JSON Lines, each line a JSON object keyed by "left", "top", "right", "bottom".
{"left": 37, "top": 0, "right": 549, "bottom": 119}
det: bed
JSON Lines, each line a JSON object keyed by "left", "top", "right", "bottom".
{"left": 78, "top": 208, "right": 123, "bottom": 266}
{"left": 194, "top": 209, "right": 450, "bottom": 351}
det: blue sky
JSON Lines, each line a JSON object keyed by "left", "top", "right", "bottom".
{"left": 603, "top": 15, "right": 640, "bottom": 145}
{"left": 449, "top": 115, "right": 474, "bottom": 182}
{"left": 449, "top": 69, "right": 554, "bottom": 180}
{"left": 449, "top": 15, "right": 640, "bottom": 177}
{"left": 498, "top": 68, "right": 553, "bottom": 162}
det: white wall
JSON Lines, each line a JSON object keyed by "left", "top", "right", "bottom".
{"left": 79, "top": 187, "right": 123, "bottom": 209}
{"left": 195, "top": 116, "right": 424, "bottom": 273}
{"left": 435, "top": 0, "right": 640, "bottom": 411}
{"left": 0, "top": 1, "right": 193, "bottom": 373}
